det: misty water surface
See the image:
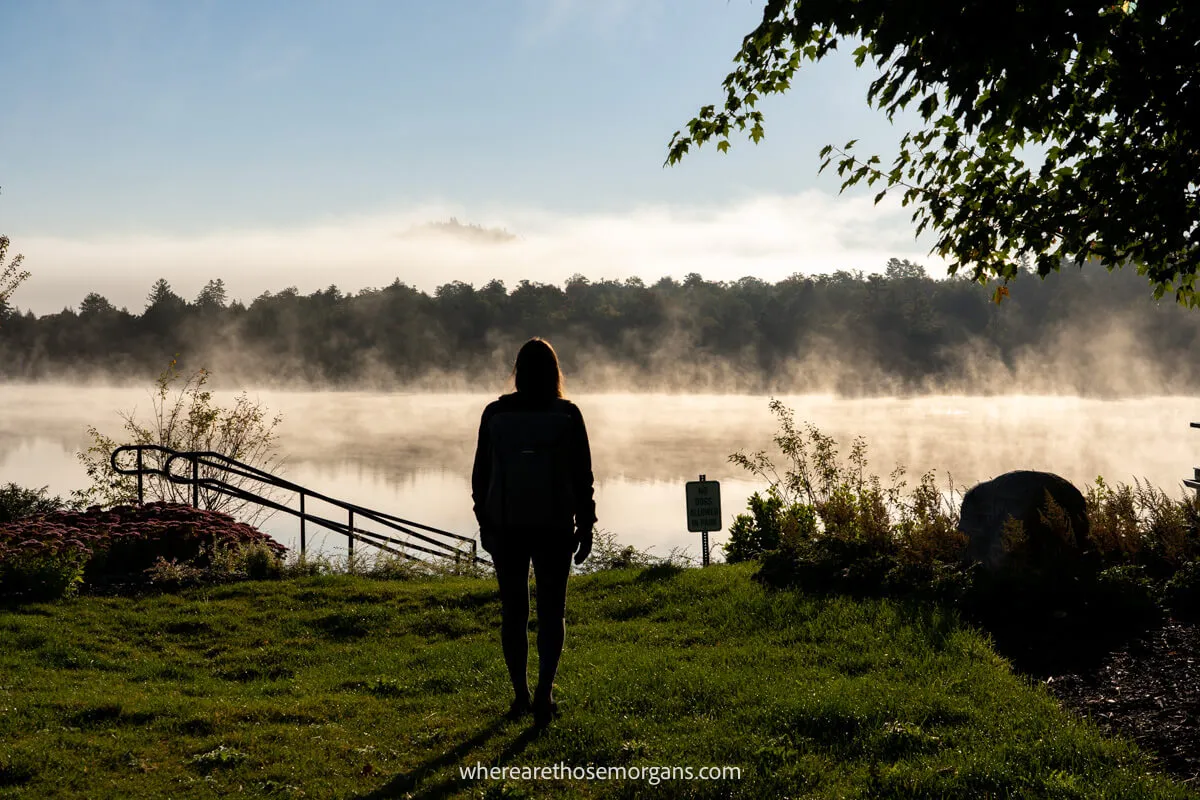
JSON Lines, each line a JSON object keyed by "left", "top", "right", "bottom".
{"left": 2, "top": 384, "right": 1197, "bottom": 561}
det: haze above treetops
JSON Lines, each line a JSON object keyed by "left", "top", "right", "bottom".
{"left": 10, "top": 196, "right": 949, "bottom": 318}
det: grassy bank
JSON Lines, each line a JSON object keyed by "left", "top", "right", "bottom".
{"left": 0, "top": 564, "right": 1193, "bottom": 799}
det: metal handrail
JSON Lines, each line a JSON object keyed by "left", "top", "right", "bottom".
{"left": 1187, "top": 423, "right": 1200, "bottom": 492}
{"left": 110, "top": 444, "right": 484, "bottom": 565}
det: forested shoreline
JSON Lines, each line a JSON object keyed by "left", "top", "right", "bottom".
{"left": 2, "top": 258, "right": 1198, "bottom": 395}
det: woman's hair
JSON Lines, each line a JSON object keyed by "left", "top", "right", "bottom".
{"left": 513, "top": 337, "right": 565, "bottom": 399}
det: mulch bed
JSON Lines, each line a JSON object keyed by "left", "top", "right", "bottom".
{"left": 1041, "top": 620, "right": 1200, "bottom": 786}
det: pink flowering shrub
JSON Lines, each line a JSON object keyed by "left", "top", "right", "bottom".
{"left": 0, "top": 502, "right": 286, "bottom": 599}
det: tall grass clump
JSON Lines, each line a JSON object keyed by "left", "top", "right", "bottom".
{"left": 1085, "top": 477, "right": 1200, "bottom": 571}
{"left": 277, "top": 545, "right": 493, "bottom": 582}
{"left": 1082, "top": 477, "right": 1200, "bottom": 622}
{"left": 573, "top": 528, "right": 694, "bottom": 575}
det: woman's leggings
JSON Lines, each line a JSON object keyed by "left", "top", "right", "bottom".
{"left": 493, "top": 538, "right": 574, "bottom": 702}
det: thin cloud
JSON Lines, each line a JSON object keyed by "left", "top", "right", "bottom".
{"left": 517, "top": 0, "right": 646, "bottom": 44}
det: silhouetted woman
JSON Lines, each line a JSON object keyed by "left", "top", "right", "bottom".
{"left": 472, "top": 337, "right": 596, "bottom": 726}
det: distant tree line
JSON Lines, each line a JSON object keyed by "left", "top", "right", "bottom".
{"left": 1, "top": 259, "right": 1197, "bottom": 394}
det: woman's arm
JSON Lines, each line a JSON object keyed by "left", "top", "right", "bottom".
{"left": 571, "top": 405, "right": 597, "bottom": 532}
{"left": 471, "top": 407, "right": 494, "bottom": 532}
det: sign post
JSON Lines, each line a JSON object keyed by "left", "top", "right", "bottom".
{"left": 685, "top": 474, "right": 721, "bottom": 566}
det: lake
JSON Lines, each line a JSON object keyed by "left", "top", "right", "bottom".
{"left": 1, "top": 384, "right": 1197, "bottom": 562}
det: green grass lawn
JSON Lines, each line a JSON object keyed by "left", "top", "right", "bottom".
{"left": 0, "top": 563, "right": 1193, "bottom": 799}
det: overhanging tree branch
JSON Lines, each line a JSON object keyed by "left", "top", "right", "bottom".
{"left": 667, "top": 0, "right": 1200, "bottom": 306}
{"left": 0, "top": 236, "right": 30, "bottom": 325}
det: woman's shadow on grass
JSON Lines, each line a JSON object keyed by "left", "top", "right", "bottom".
{"left": 352, "top": 715, "right": 543, "bottom": 800}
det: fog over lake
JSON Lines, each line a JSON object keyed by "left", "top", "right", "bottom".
{"left": 2, "top": 384, "right": 1196, "bottom": 561}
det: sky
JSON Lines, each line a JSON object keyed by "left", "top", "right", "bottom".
{"left": 0, "top": 0, "right": 942, "bottom": 314}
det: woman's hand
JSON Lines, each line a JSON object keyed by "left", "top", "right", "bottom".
{"left": 480, "top": 526, "right": 499, "bottom": 556}
{"left": 573, "top": 527, "right": 593, "bottom": 565}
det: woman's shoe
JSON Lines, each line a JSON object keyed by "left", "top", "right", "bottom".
{"left": 506, "top": 697, "right": 532, "bottom": 719}
{"left": 532, "top": 697, "right": 559, "bottom": 727}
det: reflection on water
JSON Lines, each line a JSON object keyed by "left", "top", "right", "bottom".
{"left": 1, "top": 384, "right": 1197, "bottom": 560}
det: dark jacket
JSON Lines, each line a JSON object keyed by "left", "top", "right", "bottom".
{"left": 471, "top": 392, "right": 596, "bottom": 538}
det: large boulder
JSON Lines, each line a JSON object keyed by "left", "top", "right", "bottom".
{"left": 958, "top": 470, "right": 1089, "bottom": 570}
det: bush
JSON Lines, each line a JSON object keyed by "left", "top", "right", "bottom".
{"left": 1164, "top": 560, "right": 1200, "bottom": 621}
{"left": 884, "top": 559, "right": 976, "bottom": 604}
{"left": 724, "top": 492, "right": 783, "bottom": 563}
{"left": 730, "top": 401, "right": 964, "bottom": 596}
{"left": 757, "top": 534, "right": 878, "bottom": 595}
{"left": 202, "top": 540, "right": 286, "bottom": 582}
{"left": 0, "top": 550, "right": 87, "bottom": 601}
{"left": 982, "top": 498, "right": 1092, "bottom": 607}
{"left": 724, "top": 492, "right": 819, "bottom": 563}
{"left": 0, "top": 484, "right": 78, "bottom": 524}
{"left": 0, "top": 502, "right": 286, "bottom": 599}
{"left": 144, "top": 557, "right": 206, "bottom": 591}
{"left": 1090, "top": 564, "right": 1163, "bottom": 630}
{"left": 241, "top": 541, "right": 283, "bottom": 580}
{"left": 74, "top": 360, "right": 284, "bottom": 526}
{"left": 1084, "top": 477, "right": 1200, "bottom": 573}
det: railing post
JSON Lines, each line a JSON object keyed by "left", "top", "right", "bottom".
{"left": 192, "top": 457, "right": 199, "bottom": 508}
{"left": 299, "top": 492, "right": 306, "bottom": 557}
{"left": 136, "top": 448, "right": 144, "bottom": 505}
{"left": 348, "top": 508, "right": 355, "bottom": 560}
{"left": 1188, "top": 423, "right": 1200, "bottom": 494}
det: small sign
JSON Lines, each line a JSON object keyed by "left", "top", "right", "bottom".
{"left": 685, "top": 479, "right": 722, "bottom": 532}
